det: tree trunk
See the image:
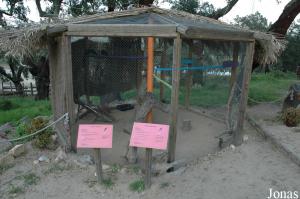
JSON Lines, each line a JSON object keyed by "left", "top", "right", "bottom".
{"left": 269, "top": 0, "right": 300, "bottom": 36}
{"left": 13, "top": 81, "right": 23, "bottom": 95}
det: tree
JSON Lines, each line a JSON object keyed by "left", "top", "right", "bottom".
{"left": 233, "top": 11, "right": 270, "bottom": 32}
{"left": 0, "top": 56, "right": 28, "bottom": 94}
{"left": 169, "top": 0, "right": 239, "bottom": 19}
{"left": 0, "top": 0, "right": 28, "bottom": 28}
{"left": 269, "top": 0, "right": 300, "bottom": 36}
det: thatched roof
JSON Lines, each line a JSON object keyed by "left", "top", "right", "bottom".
{"left": 0, "top": 6, "right": 286, "bottom": 65}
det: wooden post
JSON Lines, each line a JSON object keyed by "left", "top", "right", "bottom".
{"left": 159, "top": 40, "right": 167, "bottom": 101}
{"left": 185, "top": 41, "right": 193, "bottom": 109}
{"left": 168, "top": 34, "right": 182, "bottom": 163}
{"left": 30, "top": 83, "right": 34, "bottom": 96}
{"left": 234, "top": 42, "right": 255, "bottom": 145}
{"left": 230, "top": 43, "right": 239, "bottom": 91}
{"left": 94, "top": 148, "right": 103, "bottom": 183}
{"left": 48, "top": 35, "right": 76, "bottom": 151}
{"left": 145, "top": 36, "right": 154, "bottom": 189}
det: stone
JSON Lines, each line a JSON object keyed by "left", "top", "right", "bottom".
{"left": 38, "top": 155, "right": 50, "bottom": 163}
{"left": 0, "top": 138, "right": 12, "bottom": 153}
{"left": 0, "top": 153, "right": 14, "bottom": 166}
{"left": 8, "top": 144, "right": 26, "bottom": 158}
{"left": 243, "top": 134, "right": 249, "bottom": 142}
{"left": 33, "top": 160, "right": 39, "bottom": 165}
{"left": 230, "top": 144, "right": 236, "bottom": 151}
{"left": 0, "top": 122, "right": 14, "bottom": 134}
{"left": 78, "top": 154, "right": 94, "bottom": 165}
{"left": 54, "top": 148, "right": 67, "bottom": 163}
{"left": 102, "top": 164, "right": 110, "bottom": 171}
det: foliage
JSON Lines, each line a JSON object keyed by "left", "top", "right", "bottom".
{"left": 282, "top": 107, "right": 300, "bottom": 127}
{"left": 274, "top": 21, "right": 300, "bottom": 72}
{"left": 8, "top": 185, "right": 24, "bottom": 195}
{"left": 169, "top": 0, "right": 199, "bottom": 14}
{"left": 0, "top": 97, "right": 51, "bottom": 125}
{"left": 0, "top": 100, "right": 15, "bottom": 110}
{"left": 26, "top": 117, "right": 53, "bottom": 149}
{"left": 0, "top": 0, "right": 28, "bottom": 28}
{"left": 129, "top": 179, "right": 145, "bottom": 193}
{"left": 0, "top": 163, "right": 14, "bottom": 175}
{"left": 233, "top": 11, "right": 270, "bottom": 31}
{"left": 248, "top": 71, "right": 297, "bottom": 105}
{"left": 101, "top": 178, "right": 115, "bottom": 189}
{"left": 23, "top": 173, "right": 40, "bottom": 186}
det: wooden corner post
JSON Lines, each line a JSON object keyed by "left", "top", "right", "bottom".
{"left": 234, "top": 41, "right": 255, "bottom": 145}
{"left": 168, "top": 34, "right": 182, "bottom": 163}
{"left": 48, "top": 35, "right": 76, "bottom": 151}
{"left": 145, "top": 36, "right": 154, "bottom": 189}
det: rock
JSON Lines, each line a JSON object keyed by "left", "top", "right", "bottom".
{"left": 0, "top": 122, "right": 14, "bottom": 134}
{"left": 243, "top": 134, "right": 249, "bottom": 142}
{"left": 38, "top": 155, "right": 50, "bottom": 163}
{"left": 51, "top": 134, "right": 58, "bottom": 142}
{"left": 0, "top": 138, "right": 12, "bottom": 153}
{"left": 33, "top": 160, "right": 39, "bottom": 165}
{"left": 102, "top": 164, "right": 110, "bottom": 171}
{"left": 73, "top": 160, "right": 88, "bottom": 168}
{"left": 230, "top": 144, "right": 236, "bottom": 151}
{"left": 8, "top": 144, "right": 26, "bottom": 158}
{"left": 0, "top": 153, "right": 14, "bottom": 166}
{"left": 54, "top": 148, "right": 67, "bottom": 163}
{"left": 78, "top": 154, "right": 94, "bottom": 165}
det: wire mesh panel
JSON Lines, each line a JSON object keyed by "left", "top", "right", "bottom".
{"left": 71, "top": 37, "right": 145, "bottom": 105}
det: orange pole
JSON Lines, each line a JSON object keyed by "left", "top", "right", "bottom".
{"left": 146, "top": 37, "right": 154, "bottom": 122}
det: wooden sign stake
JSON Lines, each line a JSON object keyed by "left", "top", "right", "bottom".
{"left": 94, "top": 148, "right": 103, "bottom": 183}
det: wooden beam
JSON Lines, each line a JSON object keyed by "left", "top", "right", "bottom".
{"left": 168, "top": 34, "right": 182, "bottom": 163}
{"left": 234, "top": 41, "right": 255, "bottom": 145}
{"left": 48, "top": 35, "right": 76, "bottom": 151}
{"left": 185, "top": 40, "right": 193, "bottom": 109}
{"left": 66, "top": 24, "right": 178, "bottom": 37}
{"left": 178, "top": 26, "right": 255, "bottom": 42}
{"left": 47, "top": 25, "right": 68, "bottom": 37}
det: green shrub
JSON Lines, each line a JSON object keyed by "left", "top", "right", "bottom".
{"left": 129, "top": 180, "right": 145, "bottom": 193}
{"left": 0, "top": 100, "right": 14, "bottom": 111}
{"left": 282, "top": 107, "right": 300, "bottom": 127}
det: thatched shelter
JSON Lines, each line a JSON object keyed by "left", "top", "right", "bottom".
{"left": 0, "top": 7, "right": 285, "bottom": 163}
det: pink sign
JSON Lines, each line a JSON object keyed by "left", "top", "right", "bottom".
{"left": 129, "top": 122, "right": 169, "bottom": 150}
{"left": 77, "top": 124, "right": 113, "bottom": 148}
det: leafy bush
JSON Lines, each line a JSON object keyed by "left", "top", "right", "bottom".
{"left": 282, "top": 107, "right": 300, "bottom": 127}
{"left": 26, "top": 117, "right": 53, "bottom": 149}
{"left": 129, "top": 180, "right": 145, "bottom": 193}
{"left": 0, "top": 100, "right": 15, "bottom": 111}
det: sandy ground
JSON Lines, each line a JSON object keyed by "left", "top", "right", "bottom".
{"left": 1, "top": 106, "right": 300, "bottom": 199}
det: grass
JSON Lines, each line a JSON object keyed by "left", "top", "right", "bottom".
{"left": 123, "top": 71, "right": 298, "bottom": 107}
{"left": 0, "top": 71, "right": 296, "bottom": 127}
{"left": 43, "top": 163, "right": 73, "bottom": 175}
{"left": 0, "top": 164, "right": 14, "bottom": 175}
{"left": 8, "top": 185, "right": 24, "bottom": 195}
{"left": 23, "top": 173, "right": 40, "bottom": 186}
{"left": 129, "top": 179, "right": 145, "bottom": 193}
{"left": 0, "top": 96, "right": 51, "bottom": 125}
{"left": 111, "top": 163, "right": 121, "bottom": 174}
{"left": 248, "top": 71, "right": 297, "bottom": 105}
{"left": 101, "top": 178, "right": 115, "bottom": 189}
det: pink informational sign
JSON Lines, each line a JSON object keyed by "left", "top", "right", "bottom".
{"left": 129, "top": 122, "right": 169, "bottom": 150}
{"left": 77, "top": 124, "right": 113, "bottom": 148}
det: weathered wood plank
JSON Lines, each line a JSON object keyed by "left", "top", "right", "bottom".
{"left": 168, "top": 34, "right": 182, "bottom": 163}
{"left": 48, "top": 35, "right": 76, "bottom": 151}
{"left": 179, "top": 26, "right": 255, "bottom": 42}
{"left": 234, "top": 42, "right": 255, "bottom": 145}
{"left": 66, "top": 24, "right": 177, "bottom": 37}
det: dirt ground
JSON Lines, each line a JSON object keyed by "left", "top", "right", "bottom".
{"left": 1, "top": 105, "right": 300, "bottom": 199}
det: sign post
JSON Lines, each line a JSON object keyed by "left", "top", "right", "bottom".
{"left": 77, "top": 124, "right": 113, "bottom": 183}
{"left": 130, "top": 122, "right": 169, "bottom": 188}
